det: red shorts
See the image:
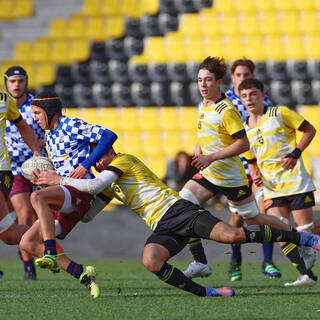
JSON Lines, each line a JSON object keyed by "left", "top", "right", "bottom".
{"left": 9, "top": 174, "right": 35, "bottom": 198}
{"left": 53, "top": 186, "right": 94, "bottom": 239}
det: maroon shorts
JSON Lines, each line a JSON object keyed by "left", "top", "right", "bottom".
{"left": 53, "top": 186, "right": 94, "bottom": 239}
{"left": 9, "top": 174, "right": 35, "bottom": 198}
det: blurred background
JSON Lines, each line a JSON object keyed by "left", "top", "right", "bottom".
{"left": 1, "top": 0, "right": 320, "bottom": 259}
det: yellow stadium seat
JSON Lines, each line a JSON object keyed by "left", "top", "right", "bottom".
{"left": 85, "top": 16, "right": 107, "bottom": 41}
{"left": 139, "top": 0, "right": 159, "bottom": 15}
{"left": 243, "top": 36, "right": 266, "bottom": 61}
{"left": 138, "top": 107, "right": 159, "bottom": 132}
{"left": 214, "top": 0, "right": 235, "bottom": 13}
{"left": 117, "top": 107, "right": 139, "bottom": 132}
{"left": 0, "top": 60, "right": 18, "bottom": 79}
{"left": 165, "top": 33, "right": 187, "bottom": 63}
{"left": 298, "top": 105, "right": 320, "bottom": 129}
{"left": 70, "top": 39, "right": 90, "bottom": 62}
{"left": 199, "top": 11, "right": 220, "bottom": 36}
{"left": 258, "top": 12, "right": 279, "bottom": 35}
{"left": 233, "top": 0, "right": 256, "bottom": 13}
{"left": 32, "top": 38, "right": 52, "bottom": 63}
{"left": 143, "top": 37, "right": 167, "bottom": 64}
{"left": 293, "top": 0, "right": 315, "bottom": 10}
{"left": 119, "top": 132, "right": 143, "bottom": 157}
{"left": 120, "top": 0, "right": 142, "bottom": 18}
{"left": 298, "top": 11, "right": 319, "bottom": 34}
{"left": 101, "top": 0, "right": 118, "bottom": 15}
{"left": 48, "top": 19, "right": 68, "bottom": 40}
{"left": 277, "top": 11, "right": 299, "bottom": 34}
{"left": 105, "top": 16, "right": 125, "bottom": 39}
{"left": 180, "top": 131, "right": 197, "bottom": 155}
{"left": 51, "top": 40, "right": 72, "bottom": 65}
{"left": 64, "top": 108, "right": 81, "bottom": 118}
{"left": 161, "top": 131, "right": 182, "bottom": 158}
{"left": 203, "top": 36, "right": 223, "bottom": 58}
{"left": 21, "top": 63, "right": 36, "bottom": 90}
{"left": 283, "top": 35, "right": 306, "bottom": 60}
{"left": 34, "top": 62, "right": 56, "bottom": 87}
{"left": 223, "top": 36, "right": 244, "bottom": 62}
{"left": 179, "top": 14, "right": 202, "bottom": 37}
{"left": 16, "top": 0, "right": 33, "bottom": 18}
{"left": 218, "top": 13, "right": 240, "bottom": 36}
{"left": 144, "top": 155, "right": 167, "bottom": 179}
{"left": 82, "top": 0, "right": 102, "bottom": 16}
{"left": 313, "top": 0, "right": 320, "bottom": 10}
{"left": 304, "top": 34, "right": 320, "bottom": 59}
{"left": 13, "top": 42, "right": 33, "bottom": 62}
{"left": 140, "top": 131, "right": 163, "bottom": 157}
{"left": 77, "top": 108, "right": 100, "bottom": 125}
{"left": 263, "top": 35, "right": 286, "bottom": 61}
{"left": 0, "top": 0, "right": 14, "bottom": 19}
{"left": 184, "top": 36, "right": 205, "bottom": 62}
{"left": 68, "top": 15, "right": 86, "bottom": 39}
{"left": 238, "top": 13, "right": 260, "bottom": 36}
{"left": 158, "top": 107, "right": 178, "bottom": 132}
{"left": 97, "top": 107, "right": 118, "bottom": 132}
{"left": 253, "top": 0, "right": 275, "bottom": 11}
{"left": 177, "top": 107, "right": 198, "bottom": 131}
{"left": 273, "top": 0, "right": 296, "bottom": 11}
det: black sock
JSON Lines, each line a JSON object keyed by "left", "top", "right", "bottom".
{"left": 281, "top": 243, "right": 317, "bottom": 280}
{"left": 155, "top": 262, "right": 206, "bottom": 297}
{"left": 188, "top": 239, "right": 208, "bottom": 264}
{"left": 244, "top": 225, "right": 300, "bottom": 244}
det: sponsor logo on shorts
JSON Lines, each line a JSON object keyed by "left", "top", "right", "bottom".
{"left": 264, "top": 199, "right": 273, "bottom": 209}
{"left": 237, "top": 189, "right": 247, "bottom": 198}
{"left": 304, "top": 195, "right": 313, "bottom": 203}
{"left": 193, "top": 173, "right": 203, "bottom": 180}
{"left": 4, "top": 175, "right": 11, "bottom": 189}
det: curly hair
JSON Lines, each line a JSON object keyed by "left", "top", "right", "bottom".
{"left": 198, "top": 56, "right": 227, "bottom": 80}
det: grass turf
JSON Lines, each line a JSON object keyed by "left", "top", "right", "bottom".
{"left": 1, "top": 259, "right": 320, "bottom": 320}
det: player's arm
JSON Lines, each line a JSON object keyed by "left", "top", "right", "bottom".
{"left": 247, "top": 160, "right": 263, "bottom": 187}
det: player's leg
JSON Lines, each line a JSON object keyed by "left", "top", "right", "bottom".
{"left": 180, "top": 178, "right": 215, "bottom": 279}
{"left": 142, "top": 234, "right": 234, "bottom": 297}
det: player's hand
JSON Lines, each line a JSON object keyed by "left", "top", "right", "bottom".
{"left": 33, "top": 150, "right": 41, "bottom": 157}
{"left": 69, "top": 165, "right": 88, "bottom": 179}
{"left": 280, "top": 155, "right": 298, "bottom": 170}
{"left": 191, "top": 154, "right": 213, "bottom": 171}
{"left": 252, "top": 175, "right": 263, "bottom": 187}
{"left": 32, "top": 169, "right": 61, "bottom": 186}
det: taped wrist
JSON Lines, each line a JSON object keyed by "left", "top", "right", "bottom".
{"left": 285, "top": 148, "right": 301, "bottom": 159}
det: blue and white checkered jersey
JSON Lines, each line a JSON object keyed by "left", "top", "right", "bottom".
{"left": 5, "top": 93, "right": 47, "bottom": 175}
{"left": 225, "top": 88, "right": 273, "bottom": 177}
{"left": 46, "top": 116, "right": 107, "bottom": 178}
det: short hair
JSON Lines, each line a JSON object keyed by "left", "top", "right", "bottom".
{"left": 238, "top": 78, "right": 264, "bottom": 93}
{"left": 230, "top": 59, "right": 255, "bottom": 74}
{"left": 198, "top": 56, "right": 227, "bottom": 80}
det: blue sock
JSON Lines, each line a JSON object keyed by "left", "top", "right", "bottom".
{"left": 44, "top": 239, "right": 57, "bottom": 255}
{"left": 66, "top": 261, "right": 84, "bottom": 279}
{"left": 262, "top": 243, "right": 274, "bottom": 264}
{"left": 231, "top": 244, "right": 242, "bottom": 264}
{"left": 23, "top": 259, "right": 35, "bottom": 272}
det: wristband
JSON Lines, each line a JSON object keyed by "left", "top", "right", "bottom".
{"left": 285, "top": 148, "right": 301, "bottom": 159}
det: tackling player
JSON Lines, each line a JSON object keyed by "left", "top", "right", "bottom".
{"left": 28, "top": 147, "right": 320, "bottom": 297}
{"left": 239, "top": 78, "right": 319, "bottom": 286}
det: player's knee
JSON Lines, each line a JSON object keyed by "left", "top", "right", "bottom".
{"left": 229, "top": 200, "right": 259, "bottom": 219}
{"left": 142, "top": 251, "right": 163, "bottom": 273}
{"left": 30, "top": 190, "right": 44, "bottom": 207}
{"left": 0, "top": 225, "right": 18, "bottom": 245}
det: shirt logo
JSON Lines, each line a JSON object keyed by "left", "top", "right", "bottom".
{"left": 257, "top": 129, "right": 264, "bottom": 144}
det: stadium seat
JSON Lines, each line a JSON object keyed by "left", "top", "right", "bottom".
{"left": 148, "top": 63, "right": 169, "bottom": 82}
{"left": 117, "top": 107, "right": 139, "bottom": 132}
{"left": 165, "top": 33, "right": 187, "bottom": 63}
{"left": 186, "top": 61, "right": 199, "bottom": 81}
{"left": 79, "top": 108, "right": 100, "bottom": 125}
{"left": 140, "top": 15, "right": 162, "bottom": 36}
{"left": 71, "top": 62, "right": 91, "bottom": 85}
{"left": 307, "top": 59, "right": 320, "bottom": 80}
{"left": 203, "top": 36, "right": 223, "bottom": 57}
{"left": 304, "top": 35, "right": 320, "bottom": 60}
{"left": 174, "top": 0, "right": 197, "bottom": 13}
{"left": 238, "top": 13, "right": 260, "bottom": 36}
{"left": 48, "top": 19, "right": 68, "bottom": 40}
{"left": 277, "top": 11, "right": 299, "bottom": 35}
{"left": 266, "top": 61, "right": 288, "bottom": 81}
{"left": 179, "top": 13, "right": 201, "bottom": 37}
{"left": 283, "top": 35, "right": 306, "bottom": 61}
{"left": 192, "top": 0, "right": 213, "bottom": 10}
{"left": 120, "top": 132, "right": 143, "bottom": 158}
{"left": 56, "top": 66, "right": 73, "bottom": 86}
{"left": 85, "top": 16, "right": 107, "bottom": 42}
{"left": 233, "top": 0, "right": 256, "bottom": 13}
{"left": 51, "top": 39, "right": 72, "bottom": 65}
{"left": 184, "top": 36, "right": 205, "bottom": 62}
{"left": 124, "top": 37, "right": 144, "bottom": 58}
{"left": 0, "top": 0, "right": 14, "bottom": 19}
{"left": 243, "top": 36, "right": 266, "bottom": 62}
{"left": 111, "top": 83, "right": 133, "bottom": 107}
{"left": 131, "top": 83, "right": 153, "bottom": 106}
{"left": 137, "top": 107, "right": 159, "bottom": 132}
{"left": 269, "top": 80, "right": 294, "bottom": 107}
{"left": 311, "top": 80, "right": 320, "bottom": 103}
{"left": 105, "top": 16, "right": 125, "bottom": 39}
{"left": 73, "top": 84, "right": 94, "bottom": 108}
{"left": 92, "top": 83, "right": 114, "bottom": 107}
{"left": 140, "top": 131, "right": 163, "bottom": 156}
{"left": 15, "top": 0, "right": 34, "bottom": 18}
{"left": 125, "top": 18, "right": 143, "bottom": 38}
{"left": 82, "top": 0, "right": 101, "bottom": 16}
{"left": 263, "top": 35, "right": 286, "bottom": 61}
{"left": 170, "top": 81, "right": 192, "bottom": 106}
{"left": 68, "top": 15, "right": 86, "bottom": 40}
{"left": 254, "top": 62, "right": 269, "bottom": 83}
{"left": 143, "top": 37, "right": 167, "bottom": 64}
{"left": 218, "top": 13, "right": 240, "bottom": 36}
{"left": 159, "top": 0, "right": 178, "bottom": 14}
{"left": 213, "top": 0, "right": 235, "bottom": 13}
{"left": 98, "top": 107, "right": 118, "bottom": 133}
{"left": 293, "top": 0, "right": 315, "bottom": 10}
{"left": 180, "top": 130, "right": 197, "bottom": 155}
{"left": 291, "top": 80, "right": 315, "bottom": 105}
{"left": 177, "top": 107, "right": 198, "bottom": 131}
{"left": 167, "top": 63, "right": 188, "bottom": 82}
{"left": 161, "top": 131, "right": 182, "bottom": 158}
{"left": 70, "top": 39, "right": 90, "bottom": 62}
{"left": 63, "top": 107, "right": 80, "bottom": 118}
{"left": 32, "top": 38, "right": 52, "bottom": 63}
{"left": 143, "top": 156, "right": 167, "bottom": 179}
{"left": 108, "top": 60, "right": 130, "bottom": 84}
{"left": 13, "top": 41, "right": 32, "bottom": 62}
{"left": 286, "top": 60, "right": 309, "bottom": 81}
{"left": 106, "top": 39, "right": 126, "bottom": 60}
{"left": 101, "top": 0, "right": 118, "bottom": 16}
{"left": 253, "top": 0, "right": 275, "bottom": 11}
{"left": 34, "top": 62, "right": 56, "bottom": 87}
{"left": 273, "top": 0, "right": 294, "bottom": 11}
{"left": 139, "top": 0, "right": 160, "bottom": 15}
{"left": 189, "top": 81, "right": 202, "bottom": 105}
{"left": 128, "top": 62, "right": 149, "bottom": 83}
{"left": 90, "top": 42, "right": 107, "bottom": 61}
{"left": 158, "top": 13, "right": 179, "bottom": 34}
{"left": 90, "top": 60, "right": 111, "bottom": 84}
{"left": 223, "top": 36, "right": 243, "bottom": 61}
{"left": 258, "top": 12, "right": 279, "bottom": 35}
{"left": 150, "top": 82, "right": 171, "bottom": 106}
{"left": 158, "top": 106, "right": 178, "bottom": 131}
{"left": 298, "top": 11, "right": 319, "bottom": 34}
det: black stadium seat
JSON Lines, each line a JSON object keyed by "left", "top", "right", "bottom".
{"left": 170, "top": 81, "right": 192, "bottom": 106}
{"left": 125, "top": 18, "right": 143, "bottom": 38}
{"left": 112, "top": 83, "right": 133, "bottom": 106}
{"left": 266, "top": 61, "right": 288, "bottom": 81}
{"left": 140, "top": 15, "right": 162, "bottom": 36}
{"left": 92, "top": 83, "right": 114, "bottom": 107}
{"left": 105, "top": 39, "right": 126, "bottom": 60}
{"left": 73, "top": 84, "right": 95, "bottom": 108}
{"left": 291, "top": 80, "right": 315, "bottom": 105}
{"left": 128, "top": 62, "right": 150, "bottom": 83}
{"left": 311, "top": 79, "right": 320, "bottom": 102}
{"left": 148, "top": 63, "right": 169, "bottom": 82}
{"left": 90, "top": 42, "right": 107, "bottom": 61}
{"left": 158, "top": 13, "right": 179, "bottom": 34}
{"left": 167, "top": 63, "right": 188, "bottom": 82}
{"left": 56, "top": 66, "right": 73, "bottom": 86}
{"left": 71, "top": 62, "right": 91, "bottom": 85}
{"left": 89, "top": 60, "right": 111, "bottom": 84}
{"left": 286, "top": 60, "right": 309, "bottom": 81}
{"left": 189, "top": 81, "right": 202, "bottom": 105}
{"left": 131, "top": 83, "right": 153, "bottom": 106}
{"left": 307, "top": 59, "right": 320, "bottom": 80}
{"left": 159, "top": 0, "right": 178, "bottom": 14}
{"left": 54, "top": 84, "right": 74, "bottom": 108}
{"left": 151, "top": 82, "right": 171, "bottom": 106}
{"left": 269, "top": 80, "right": 294, "bottom": 107}
{"left": 124, "top": 37, "right": 144, "bottom": 57}
{"left": 108, "top": 59, "right": 130, "bottom": 83}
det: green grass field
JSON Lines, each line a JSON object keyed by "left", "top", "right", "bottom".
{"left": 1, "top": 259, "right": 320, "bottom": 320}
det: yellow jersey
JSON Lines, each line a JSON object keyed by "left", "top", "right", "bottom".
{"left": 0, "top": 93, "right": 21, "bottom": 171}
{"left": 103, "top": 153, "right": 180, "bottom": 231}
{"left": 242, "top": 106, "right": 315, "bottom": 200}
{"left": 198, "top": 94, "right": 248, "bottom": 187}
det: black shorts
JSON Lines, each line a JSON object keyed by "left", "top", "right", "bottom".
{"left": 144, "top": 199, "right": 221, "bottom": 257}
{"left": 0, "top": 170, "right": 14, "bottom": 200}
{"left": 264, "top": 191, "right": 315, "bottom": 211}
{"left": 191, "top": 172, "right": 251, "bottom": 201}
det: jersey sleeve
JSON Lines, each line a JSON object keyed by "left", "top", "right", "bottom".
{"left": 242, "top": 149, "right": 256, "bottom": 162}
{"left": 222, "top": 107, "right": 246, "bottom": 138}
{"left": 280, "top": 106, "right": 305, "bottom": 130}
{"left": 6, "top": 95, "right": 22, "bottom": 122}
{"left": 106, "top": 154, "right": 132, "bottom": 177}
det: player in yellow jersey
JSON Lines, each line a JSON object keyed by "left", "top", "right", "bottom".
{"left": 239, "top": 78, "right": 319, "bottom": 286}
{"left": 23, "top": 147, "right": 320, "bottom": 297}
{"left": 0, "top": 92, "right": 40, "bottom": 249}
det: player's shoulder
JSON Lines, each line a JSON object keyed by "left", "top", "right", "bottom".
{"left": 266, "top": 105, "right": 288, "bottom": 118}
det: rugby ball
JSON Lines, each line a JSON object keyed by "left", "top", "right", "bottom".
{"left": 21, "top": 156, "right": 54, "bottom": 181}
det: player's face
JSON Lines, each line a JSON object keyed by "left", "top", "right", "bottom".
{"left": 95, "top": 149, "right": 115, "bottom": 172}
{"left": 6, "top": 76, "right": 27, "bottom": 99}
{"left": 197, "top": 69, "right": 222, "bottom": 100}
{"left": 232, "top": 66, "right": 254, "bottom": 92}
{"left": 239, "top": 87, "right": 265, "bottom": 114}
{"left": 32, "top": 106, "right": 48, "bottom": 130}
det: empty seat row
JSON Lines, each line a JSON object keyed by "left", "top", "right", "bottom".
{"left": 0, "top": 0, "right": 33, "bottom": 20}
